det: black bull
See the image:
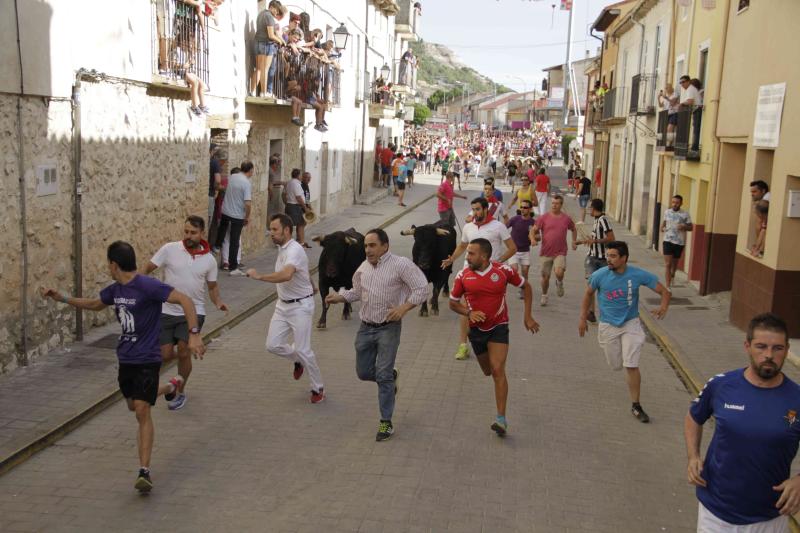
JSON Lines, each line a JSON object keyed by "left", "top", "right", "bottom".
{"left": 313, "top": 229, "right": 366, "bottom": 329}
{"left": 399, "top": 222, "right": 457, "bottom": 316}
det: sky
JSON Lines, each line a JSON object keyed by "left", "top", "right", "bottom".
{"left": 418, "top": 0, "right": 613, "bottom": 93}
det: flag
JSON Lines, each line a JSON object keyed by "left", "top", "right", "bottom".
{"left": 561, "top": 0, "right": 573, "bottom": 10}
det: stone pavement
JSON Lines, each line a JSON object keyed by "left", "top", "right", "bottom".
{"left": 0, "top": 170, "right": 699, "bottom": 531}
{"left": 0, "top": 181, "right": 436, "bottom": 473}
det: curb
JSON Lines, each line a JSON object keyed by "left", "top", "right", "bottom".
{"left": 0, "top": 192, "right": 436, "bottom": 478}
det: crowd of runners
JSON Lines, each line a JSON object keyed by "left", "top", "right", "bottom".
{"left": 36, "top": 135, "right": 800, "bottom": 532}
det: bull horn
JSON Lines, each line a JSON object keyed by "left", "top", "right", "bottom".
{"left": 345, "top": 236, "right": 358, "bottom": 245}
{"left": 400, "top": 228, "right": 416, "bottom": 236}
{"left": 435, "top": 228, "right": 451, "bottom": 236}
{"left": 311, "top": 235, "right": 324, "bottom": 243}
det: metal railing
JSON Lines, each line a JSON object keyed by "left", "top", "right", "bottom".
{"left": 629, "top": 74, "right": 658, "bottom": 115}
{"left": 371, "top": 85, "right": 396, "bottom": 106}
{"left": 267, "top": 50, "right": 341, "bottom": 106}
{"left": 656, "top": 109, "right": 671, "bottom": 151}
{"left": 152, "top": 0, "right": 210, "bottom": 85}
{"left": 602, "top": 87, "right": 626, "bottom": 121}
{"left": 674, "top": 105, "right": 703, "bottom": 161}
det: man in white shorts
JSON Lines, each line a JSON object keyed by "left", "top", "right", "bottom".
{"left": 442, "top": 197, "right": 516, "bottom": 360}
{"left": 578, "top": 240, "right": 671, "bottom": 423}
{"left": 505, "top": 200, "right": 536, "bottom": 299}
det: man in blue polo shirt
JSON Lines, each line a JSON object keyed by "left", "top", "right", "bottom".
{"left": 685, "top": 313, "right": 800, "bottom": 531}
{"left": 579, "top": 240, "right": 671, "bottom": 423}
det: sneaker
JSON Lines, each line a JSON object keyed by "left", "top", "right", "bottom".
{"left": 221, "top": 262, "right": 230, "bottom": 271}
{"left": 229, "top": 268, "right": 247, "bottom": 277}
{"left": 199, "top": 105, "right": 211, "bottom": 114}
{"left": 135, "top": 469, "right": 153, "bottom": 493}
{"left": 164, "top": 376, "right": 183, "bottom": 402}
{"left": 587, "top": 310, "right": 597, "bottom": 323}
{"left": 556, "top": 279, "right": 565, "bottom": 297}
{"left": 631, "top": 403, "right": 650, "bottom": 423}
{"left": 376, "top": 420, "right": 394, "bottom": 442}
{"left": 310, "top": 389, "right": 325, "bottom": 403}
{"left": 293, "top": 362, "right": 304, "bottom": 380}
{"left": 454, "top": 343, "right": 470, "bottom": 360}
{"left": 314, "top": 124, "right": 328, "bottom": 132}
{"left": 190, "top": 106, "right": 203, "bottom": 117}
{"left": 211, "top": 246, "right": 221, "bottom": 255}
{"left": 168, "top": 393, "right": 187, "bottom": 411}
{"left": 540, "top": 294, "right": 548, "bottom": 307}
{"left": 393, "top": 368, "right": 399, "bottom": 396}
{"left": 491, "top": 418, "right": 508, "bottom": 437}
{"left": 322, "top": 120, "right": 329, "bottom": 127}
{"left": 291, "top": 117, "right": 303, "bottom": 126}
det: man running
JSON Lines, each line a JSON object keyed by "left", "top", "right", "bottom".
{"left": 449, "top": 238, "right": 539, "bottom": 436}
{"left": 685, "top": 313, "right": 800, "bottom": 531}
{"left": 325, "top": 229, "right": 428, "bottom": 441}
{"left": 576, "top": 198, "right": 615, "bottom": 323}
{"left": 143, "top": 215, "right": 227, "bottom": 410}
{"left": 660, "top": 194, "right": 693, "bottom": 288}
{"left": 578, "top": 241, "right": 671, "bottom": 423}
{"left": 533, "top": 168, "right": 551, "bottom": 216}
{"left": 531, "top": 195, "right": 577, "bottom": 306}
{"left": 442, "top": 197, "right": 516, "bottom": 360}
{"left": 437, "top": 171, "right": 467, "bottom": 227}
{"left": 506, "top": 200, "right": 536, "bottom": 299}
{"left": 247, "top": 214, "right": 325, "bottom": 403}
{"left": 41, "top": 241, "right": 204, "bottom": 492}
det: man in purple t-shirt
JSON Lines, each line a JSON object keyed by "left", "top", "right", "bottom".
{"left": 531, "top": 195, "right": 577, "bottom": 306}
{"left": 42, "top": 241, "right": 204, "bottom": 493}
{"left": 506, "top": 199, "right": 536, "bottom": 299}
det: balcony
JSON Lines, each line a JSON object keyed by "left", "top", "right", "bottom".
{"left": 395, "top": 0, "right": 422, "bottom": 41}
{"left": 393, "top": 59, "right": 417, "bottom": 93}
{"left": 674, "top": 105, "right": 703, "bottom": 162}
{"left": 655, "top": 110, "right": 674, "bottom": 152}
{"left": 369, "top": 84, "right": 397, "bottom": 119}
{"left": 247, "top": 50, "right": 341, "bottom": 108}
{"left": 601, "top": 87, "right": 626, "bottom": 124}
{"left": 629, "top": 74, "right": 658, "bottom": 116}
{"left": 152, "top": 0, "right": 210, "bottom": 86}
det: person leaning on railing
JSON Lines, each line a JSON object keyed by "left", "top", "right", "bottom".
{"left": 250, "top": 0, "right": 286, "bottom": 98}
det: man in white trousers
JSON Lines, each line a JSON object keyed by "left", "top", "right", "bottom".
{"left": 246, "top": 213, "right": 324, "bottom": 403}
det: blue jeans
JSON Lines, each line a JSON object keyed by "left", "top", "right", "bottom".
{"left": 354, "top": 321, "right": 401, "bottom": 420}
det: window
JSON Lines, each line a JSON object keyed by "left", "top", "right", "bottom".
{"left": 675, "top": 56, "right": 686, "bottom": 86}
{"left": 737, "top": 0, "right": 750, "bottom": 13}
{"left": 653, "top": 26, "right": 662, "bottom": 76}
{"left": 698, "top": 46, "right": 709, "bottom": 86}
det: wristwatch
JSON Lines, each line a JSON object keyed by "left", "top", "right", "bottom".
{"left": 189, "top": 327, "right": 200, "bottom": 335}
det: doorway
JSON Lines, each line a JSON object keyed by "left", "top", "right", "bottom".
{"left": 268, "top": 138, "right": 284, "bottom": 219}
{"left": 640, "top": 144, "right": 654, "bottom": 236}
{"left": 320, "top": 142, "right": 329, "bottom": 215}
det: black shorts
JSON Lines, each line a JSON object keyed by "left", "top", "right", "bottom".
{"left": 407, "top": 170, "right": 414, "bottom": 178}
{"left": 396, "top": 182, "right": 406, "bottom": 190}
{"left": 668, "top": 113, "right": 678, "bottom": 125}
{"left": 468, "top": 324, "right": 510, "bottom": 356}
{"left": 285, "top": 203, "right": 306, "bottom": 226}
{"left": 159, "top": 314, "right": 205, "bottom": 346}
{"left": 663, "top": 240, "right": 685, "bottom": 258}
{"left": 118, "top": 362, "right": 162, "bottom": 405}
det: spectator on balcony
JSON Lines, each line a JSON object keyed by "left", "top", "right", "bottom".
{"left": 250, "top": 0, "right": 286, "bottom": 99}
{"left": 678, "top": 75, "right": 699, "bottom": 107}
{"left": 690, "top": 78, "right": 704, "bottom": 153}
{"left": 399, "top": 49, "right": 417, "bottom": 87}
{"left": 175, "top": 46, "right": 209, "bottom": 116}
{"left": 286, "top": 76, "right": 328, "bottom": 132}
{"left": 658, "top": 83, "right": 679, "bottom": 147}
{"left": 749, "top": 180, "right": 771, "bottom": 203}
{"left": 281, "top": 12, "right": 301, "bottom": 43}
{"left": 750, "top": 200, "right": 769, "bottom": 258}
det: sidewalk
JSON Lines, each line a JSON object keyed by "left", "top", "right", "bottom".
{"left": 0, "top": 181, "right": 437, "bottom": 475}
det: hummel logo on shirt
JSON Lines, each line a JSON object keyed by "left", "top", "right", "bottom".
{"left": 724, "top": 403, "right": 745, "bottom": 411}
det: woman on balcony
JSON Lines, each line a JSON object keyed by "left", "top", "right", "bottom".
{"left": 250, "top": 0, "right": 286, "bottom": 98}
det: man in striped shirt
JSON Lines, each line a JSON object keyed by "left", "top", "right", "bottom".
{"left": 576, "top": 198, "right": 615, "bottom": 323}
{"left": 325, "top": 228, "right": 428, "bottom": 442}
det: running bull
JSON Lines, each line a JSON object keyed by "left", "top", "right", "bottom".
{"left": 399, "top": 222, "right": 456, "bottom": 316}
{"left": 312, "top": 228, "right": 366, "bottom": 329}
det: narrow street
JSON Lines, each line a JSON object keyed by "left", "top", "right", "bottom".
{"left": 0, "top": 170, "right": 697, "bottom": 532}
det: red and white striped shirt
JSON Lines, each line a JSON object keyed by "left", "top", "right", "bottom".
{"left": 340, "top": 252, "right": 428, "bottom": 323}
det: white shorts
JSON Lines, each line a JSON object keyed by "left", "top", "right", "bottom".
{"left": 508, "top": 251, "right": 531, "bottom": 266}
{"left": 697, "top": 502, "right": 789, "bottom": 533}
{"left": 597, "top": 318, "right": 645, "bottom": 370}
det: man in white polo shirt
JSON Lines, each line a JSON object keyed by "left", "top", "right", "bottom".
{"left": 246, "top": 213, "right": 324, "bottom": 403}
{"left": 213, "top": 161, "right": 253, "bottom": 276}
{"left": 442, "top": 196, "right": 517, "bottom": 360}
{"left": 144, "top": 215, "right": 228, "bottom": 410}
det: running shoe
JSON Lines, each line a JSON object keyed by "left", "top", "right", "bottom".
{"left": 587, "top": 310, "right": 597, "bottom": 323}
{"left": 221, "top": 262, "right": 230, "bottom": 271}
{"left": 631, "top": 403, "right": 650, "bottom": 423}
{"left": 540, "top": 294, "right": 549, "bottom": 307}
{"left": 291, "top": 117, "right": 303, "bottom": 127}
{"left": 454, "top": 343, "right": 470, "bottom": 360}
{"left": 393, "top": 368, "right": 399, "bottom": 396}
{"left": 229, "top": 268, "right": 247, "bottom": 277}
{"left": 376, "top": 420, "right": 394, "bottom": 442}
{"left": 168, "top": 393, "right": 187, "bottom": 411}
{"left": 556, "top": 279, "right": 565, "bottom": 297}
{"left": 164, "top": 376, "right": 183, "bottom": 402}
{"left": 135, "top": 469, "right": 153, "bottom": 493}
{"left": 293, "top": 362, "right": 304, "bottom": 380}
{"left": 199, "top": 105, "right": 211, "bottom": 114}
{"left": 310, "top": 389, "right": 325, "bottom": 404}
{"left": 491, "top": 418, "right": 508, "bottom": 437}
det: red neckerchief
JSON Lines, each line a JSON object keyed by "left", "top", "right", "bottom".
{"left": 474, "top": 214, "right": 495, "bottom": 228}
{"left": 183, "top": 239, "right": 211, "bottom": 259}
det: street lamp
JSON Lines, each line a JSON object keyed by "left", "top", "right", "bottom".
{"left": 333, "top": 23, "right": 350, "bottom": 51}
{"left": 380, "top": 63, "right": 391, "bottom": 82}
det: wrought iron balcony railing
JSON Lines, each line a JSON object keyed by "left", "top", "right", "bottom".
{"left": 153, "top": 0, "right": 210, "bottom": 85}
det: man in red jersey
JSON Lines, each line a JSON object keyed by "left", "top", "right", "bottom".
{"left": 449, "top": 238, "right": 540, "bottom": 437}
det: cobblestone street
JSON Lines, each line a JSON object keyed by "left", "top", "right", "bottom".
{"left": 0, "top": 172, "right": 698, "bottom": 532}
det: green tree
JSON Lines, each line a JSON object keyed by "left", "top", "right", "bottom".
{"left": 413, "top": 103, "right": 431, "bottom": 126}
{"left": 561, "top": 135, "right": 576, "bottom": 161}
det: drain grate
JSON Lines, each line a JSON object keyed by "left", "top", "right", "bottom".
{"left": 88, "top": 333, "right": 119, "bottom": 349}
